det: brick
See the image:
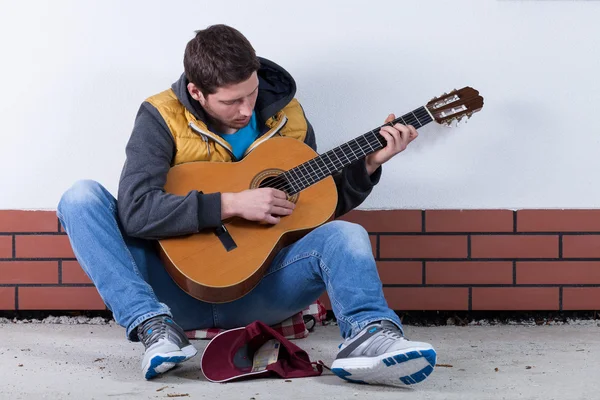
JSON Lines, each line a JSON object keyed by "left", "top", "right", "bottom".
{"left": 426, "top": 210, "right": 513, "bottom": 232}
{"left": 370, "top": 235, "right": 377, "bottom": 258}
{"left": 562, "top": 235, "right": 600, "bottom": 258}
{"left": 472, "top": 288, "right": 559, "bottom": 310}
{"left": 15, "top": 235, "right": 74, "bottom": 258}
{"left": 320, "top": 286, "right": 466, "bottom": 311}
{"left": 18, "top": 287, "right": 105, "bottom": 310}
{"left": 0, "top": 287, "right": 15, "bottom": 309}
{"left": 377, "top": 261, "right": 422, "bottom": 284}
{"left": 383, "top": 287, "right": 469, "bottom": 310}
{"left": 0, "top": 236, "right": 11, "bottom": 258}
{"left": 426, "top": 261, "right": 513, "bottom": 284}
{"left": 517, "top": 261, "right": 600, "bottom": 284}
{"left": 471, "top": 235, "right": 558, "bottom": 259}
{"left": 62, "top": 261, "right": 92, "bottom": 284}
{"left": 339, "top": 210, "right": 421, "bottom": 233}
{"left": 0, "top": 261, "right": 59, "bottom": 284}
{"left": 0, "top": 211, "right": 58, "bottom": 233}
{"left": 380, "top": 235, "right": 467, "bottom": 259}
{"left": 563, "top": 288, "right": 600, "bottom": 310}
{"left": 518, "top": 210, "right": 600, "bottom": 232}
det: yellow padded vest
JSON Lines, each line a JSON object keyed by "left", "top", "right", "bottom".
{"left": 145, "top": 89, "right": 308, "bottom": 165}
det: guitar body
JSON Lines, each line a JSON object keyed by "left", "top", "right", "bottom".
{"left": 158, "top": 137, "right": 338, "bottom": 303}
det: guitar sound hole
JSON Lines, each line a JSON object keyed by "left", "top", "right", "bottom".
{"left": 259, "top": 175, "right": 287, "bottom": 193}
{"left": 255, "top": 171, "right": 299, "bottom": 203}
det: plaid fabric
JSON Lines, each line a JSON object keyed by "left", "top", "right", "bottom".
{"left": 185, "top": 299, "right": 327, "bottom": 340}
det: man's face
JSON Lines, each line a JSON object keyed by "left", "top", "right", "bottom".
{"left": 188, "top": 72, "right": 259, "bottom": 133}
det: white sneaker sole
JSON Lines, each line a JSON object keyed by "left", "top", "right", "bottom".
{"left": 331, "top": 347, "right": 436, "bottom": 386}
{"left": 143, "top": 344, "right": 198, "bottom": 380}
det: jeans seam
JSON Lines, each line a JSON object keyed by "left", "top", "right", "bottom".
{"left": 316, "top": 256, "right": 357, "bottom": 330}
{"left": 212, "top": 303, "right": 219, "bottom": 327}
{"left": 107, "top": 205, "right": 162, "bottom": 302}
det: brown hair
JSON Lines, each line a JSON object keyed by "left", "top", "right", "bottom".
{"left": 184, "top": 25, "right": 260, "bottom": 95}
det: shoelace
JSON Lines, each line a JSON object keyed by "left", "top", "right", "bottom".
{"left": 139, "top": 318, "right": 168, "bottom": 349}
{"left": 338, "top": 323, "right": 408, "bottom": 353}
{"left": 378, "top": 321, "right": 411, "bottom": 341}
{"left": 368, "top": 328, "right": 407, "bottom": 354}
{"left": 382, "top": 327, "right": 405, "bottom": 341}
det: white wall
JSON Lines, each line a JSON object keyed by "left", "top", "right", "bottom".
{"left": 1, "top": 0, "right": 599, "bottom": 210}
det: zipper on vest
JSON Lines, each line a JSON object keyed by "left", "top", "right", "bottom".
{"left": 201, "top": 134, "right": 211, "bottom": 157}
{"left": 242, "top": 115, "right": 288, "bottom": 157}
{"left": 189, "top": 122, "right": 235, "bottom": 160}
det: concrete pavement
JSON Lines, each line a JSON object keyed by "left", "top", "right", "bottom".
{"left": 1, "top": 319, "right": 599, "bottom": 399}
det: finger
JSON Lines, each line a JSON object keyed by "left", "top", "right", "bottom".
{"left": 272, "top": 198, "right": 295, "bottom": 209}
{"left": 263, "top": 214, "right": 281, "bottom": 224}
{"left": 407, "top": 125, "right": 419, "bottom": 141}
{"left": 381, "top": 126, "right": 403, "bottom": 150}
{"left": 392, "top": 123, "right": 411, "bottom": 135}
{"left": 384, "top": 113, "right": 395, "bottom": 124}
{"left": 392, "top": 124, "right": 412, "bottom": 148}
{"left": 269, "top": 188, "right": 288, "bottom": 199}
{"left": 378, "top": 129, "right": 394, "bottom": 148}
{"left": 379, "top": 125, "right": 401, "bottom": 140}
{"left": 270, "top": 206, "right": 293, "bottom": 216}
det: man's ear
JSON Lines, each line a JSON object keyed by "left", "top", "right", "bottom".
{"left": 187, "top": 82, "right": 205, "bottom": 105}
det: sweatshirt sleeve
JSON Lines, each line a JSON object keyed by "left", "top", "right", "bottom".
{"left": 301, "top": 105, "right": 382, "bottom": 219}
{"left": 117, "top": 102, "right": 222, "bottom": 240}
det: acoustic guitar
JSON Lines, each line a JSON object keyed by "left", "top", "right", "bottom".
{"left": 158, "top": 87, "right": 484, "bottom": 303}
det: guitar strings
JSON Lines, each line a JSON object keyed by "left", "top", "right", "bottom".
{"left": 271, "top": 133, "right": 385, "bottom": 192}
{"left": 263, "top": 108, "right": 431, "bottom": 193}
{"left": 260, "top": 107, "right": 432, "bottom": 194}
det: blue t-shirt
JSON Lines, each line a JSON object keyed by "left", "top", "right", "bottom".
{"left": 218, "top": 112, "right": 260, "bottom": 160}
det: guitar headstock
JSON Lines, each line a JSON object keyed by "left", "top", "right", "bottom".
{"left": 426, "top": 87, "right": 484, "bottom": 127}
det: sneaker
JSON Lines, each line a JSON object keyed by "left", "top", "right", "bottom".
{"left": 137, "top": 315, "right": 198, "bottom": 380}
{"left": 331, "top": 320, "right": 436, "bottom": 386}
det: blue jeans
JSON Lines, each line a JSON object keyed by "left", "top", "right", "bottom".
{"left": 57, "top": 180, "right": 402, "bottom": 341}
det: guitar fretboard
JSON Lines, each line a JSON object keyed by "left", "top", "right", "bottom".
{"left": 273, "top": 106, "right": 432, "bottom": 195}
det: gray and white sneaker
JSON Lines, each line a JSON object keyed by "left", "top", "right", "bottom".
{"left": 331, "top": 320, "right": 436, "bottom": 386}
{"left": 137, "top": 315, "right": 198, "bottom": 380}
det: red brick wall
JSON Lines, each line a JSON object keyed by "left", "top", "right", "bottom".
{"left": 2, "top": 209, "right": 600, "bottom": 312}
{"left": 0, "top": 211, "right": 104, "bottom": 310}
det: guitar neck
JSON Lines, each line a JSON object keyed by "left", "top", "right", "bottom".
{"left": 281, "top": 105, "right": 433, "bottom": 195}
